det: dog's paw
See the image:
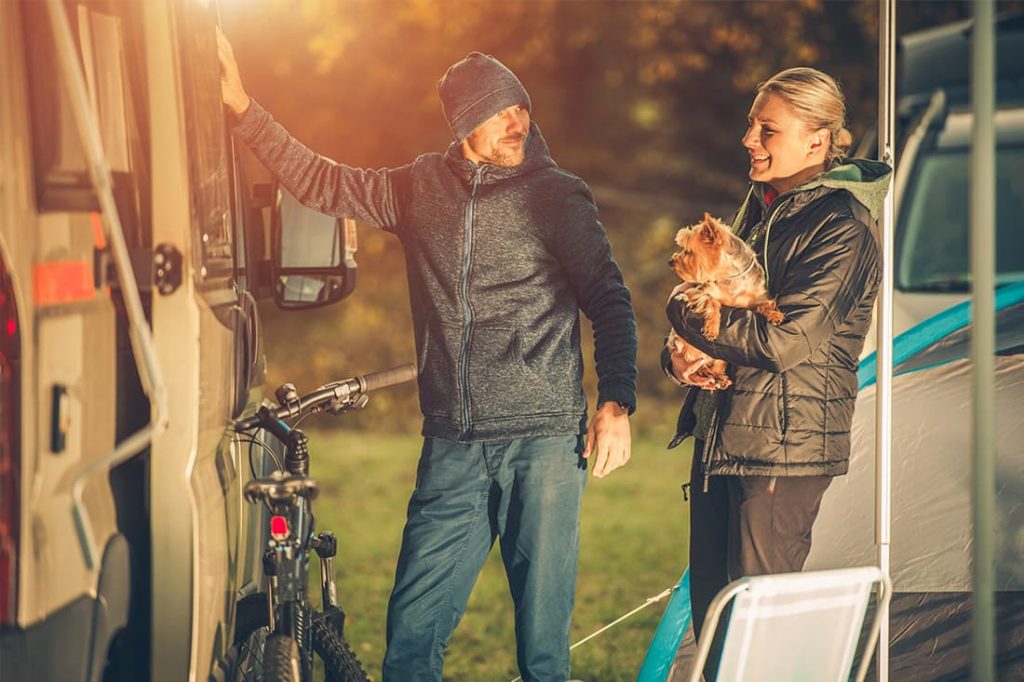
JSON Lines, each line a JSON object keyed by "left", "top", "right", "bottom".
{"left": 757, "top": 301, "right": 785, "bottom": 325}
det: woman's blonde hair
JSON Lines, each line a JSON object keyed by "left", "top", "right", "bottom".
{"left": 758, "top": 67, "right": 853, "bottom": 163}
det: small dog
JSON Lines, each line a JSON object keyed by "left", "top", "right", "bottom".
{"left": 666, "top": 212, "right": 784, "bottom": 390}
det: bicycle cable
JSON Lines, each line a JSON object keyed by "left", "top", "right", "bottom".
{"left": 234, "top": 432, "right": 282, "bottom": 477}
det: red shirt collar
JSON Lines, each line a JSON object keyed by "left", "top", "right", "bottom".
{"left": 763, "top": 186, "right": 779, "bottom": 206}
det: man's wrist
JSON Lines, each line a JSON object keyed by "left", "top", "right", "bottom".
{"left": 598, "top": 400, "right": 631, "bottom": 415}
{"left": 230, "top": 94, "right": 252, "bottom": 119}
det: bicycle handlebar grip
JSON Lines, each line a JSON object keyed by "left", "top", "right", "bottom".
{"left": 362, "top": 364, "right": 418, "bottom": 392}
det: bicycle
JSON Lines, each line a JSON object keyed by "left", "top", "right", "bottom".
{"left": 228, "top": 364, "right": 417, "bottom": 682}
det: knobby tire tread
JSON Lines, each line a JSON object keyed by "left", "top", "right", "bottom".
{"left": 264, "top": 635, "right": 301, "bottom": 682}
{"left": 311, "top": 619, "right": 369, "bottom": 682}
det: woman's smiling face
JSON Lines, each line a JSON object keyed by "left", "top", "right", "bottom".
{"left": 742, "top": 91, "right": 828, "bottom": 194}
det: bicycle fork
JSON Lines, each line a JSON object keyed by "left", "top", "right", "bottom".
{"left": 312, "top": 531, "right": 339, "bottom": 609}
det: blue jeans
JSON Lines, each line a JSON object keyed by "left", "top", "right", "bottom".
{"left": 382, "top": 435, "right": 588, "bottom": 682}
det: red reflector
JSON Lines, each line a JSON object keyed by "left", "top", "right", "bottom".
{"left": 1, "top": 254, "right": 20, "bottom": 624}
{"left": 32, "top": 261, "right": 95, "bottom": 306}
{"left": 270, "top": 515, "right": 289, "bottom": 539}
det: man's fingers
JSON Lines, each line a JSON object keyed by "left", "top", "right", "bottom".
{"left": 603, "top": 444, "right": 629, "bottom": 478}
{"left": 216, "top": 27, "right": 233, "bottom": 55}
{"left": 592, "top": 443, "right": 610, "bottom": 478}
{"left": 583, "top": 423, "right": 595, "bottom": 459}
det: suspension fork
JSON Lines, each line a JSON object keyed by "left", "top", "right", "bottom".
{"left": 313, "top": 531, "right": 339, "bottom": 609}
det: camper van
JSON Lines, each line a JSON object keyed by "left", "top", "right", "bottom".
{"left": 862, "top": 12, "right": 1024, "bottom": 347}
{"left": 0, "top": 1, "right": 354, "bottom": 680}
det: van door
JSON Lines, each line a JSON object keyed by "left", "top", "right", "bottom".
{"left": 147, "top": 0, "right": 263, "bottom": 679}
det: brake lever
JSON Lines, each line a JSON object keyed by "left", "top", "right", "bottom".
{"left": 325, "top": 392, "right": 369, "bottom": 416}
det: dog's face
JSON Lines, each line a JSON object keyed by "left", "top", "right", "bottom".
{"left": 669, "top": 213, "right": 728, "bottom": 283}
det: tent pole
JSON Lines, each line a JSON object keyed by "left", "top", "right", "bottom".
{"left": 874, "top": 1, "right": 896, "bottom": 680}
{"left": 970, "top": 1, "right": 996, "bottom": 680}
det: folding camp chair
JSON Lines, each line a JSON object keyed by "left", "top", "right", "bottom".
{"left": 688, "top": 566, "right": 892, "bottom": 682}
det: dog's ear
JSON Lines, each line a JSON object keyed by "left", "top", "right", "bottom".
{"left": 675, "top": 226, "right": 691, "bottom": 247}
{"left": 698, "top": 214, "right": 722, "bottom": 245}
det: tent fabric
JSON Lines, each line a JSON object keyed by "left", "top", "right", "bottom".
{"left": 809, "top": 354, "right": 1024, "bottom": 590}
{"left": 645, "top": 284, "right": 1024, "bottom": 680}
{"left": 636, "top": 569, "right": 691, "bottom": 682}
{"left": 808, "top": 348, "right": 1024, "bottom": 678}
{"left": 857, "top": 281, "right": 1024, "bottom": 389}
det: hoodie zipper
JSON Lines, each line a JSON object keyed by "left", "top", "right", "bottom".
{"left": 458, "top": 166, "right": 483, "bottom": 438}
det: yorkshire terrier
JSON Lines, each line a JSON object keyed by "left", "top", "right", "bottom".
{"left": 666, "top": 212, "right": 784, "bottom": 390}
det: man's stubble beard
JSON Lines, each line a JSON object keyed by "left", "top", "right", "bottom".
{"left": 487, "top": 140, "right": 525, "bottom": 168}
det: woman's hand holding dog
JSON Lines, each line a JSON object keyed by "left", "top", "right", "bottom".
{"left": 668, "top": 284, "right": 725, "bottom": 390}
{"left": 668, "top": 282, "right": 699, "bottom": 304}
{"left": 669, "top": 347, "right": 721, "bottom": 390}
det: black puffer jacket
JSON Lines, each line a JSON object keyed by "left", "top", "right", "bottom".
{"left": 237, "top": 101, "right": 637, "bottom": 442}
{"left": 665, "top": 160, "right": 891, "bottom": 477}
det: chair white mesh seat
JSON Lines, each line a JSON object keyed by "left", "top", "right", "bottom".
{"left": 689, "top": 566, "right": 892, "bottom": 682}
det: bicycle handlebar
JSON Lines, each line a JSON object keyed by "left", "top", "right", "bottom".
{"left": 362, "top": 364, "right": 419, "bottom": 393}
{"left": 234, "top": 363, "right": 417, "bottom": 432}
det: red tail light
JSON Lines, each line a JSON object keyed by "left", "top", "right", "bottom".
{"left": 270, "top": 515, "right": 289, "bottom": 541}
{"left": 0, "top": 254, "right": 20, "bottom": 625}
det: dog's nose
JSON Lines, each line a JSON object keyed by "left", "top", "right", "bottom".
{"left": 667, "top": 259, "right": 675, "bottom": 267}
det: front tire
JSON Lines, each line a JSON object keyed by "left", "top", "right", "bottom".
{"left": 264, "top": 635, "right": 301, "bottom": 682}
{"left": 311, "top": 619, "right": 369, "bottom": 682}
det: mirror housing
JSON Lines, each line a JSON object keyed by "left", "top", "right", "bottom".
{"left": 271, "top": 188, "right": 357, "bottom": 310}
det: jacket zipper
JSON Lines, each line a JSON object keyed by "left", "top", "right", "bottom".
{"left": 780, "top": 372, "right": 789, "bottom": 440}
{"left": 458, "top": 166, "right": 483, "bottom": 438}
{"left": 702, "top": 385, "right": 725, "bottom": 493}
{"left": 760, "top": 198, "right": 790, "bottom": 290}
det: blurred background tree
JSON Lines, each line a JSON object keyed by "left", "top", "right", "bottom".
{"left": 221, "top": 0, "right": 1017, "bottom": 437}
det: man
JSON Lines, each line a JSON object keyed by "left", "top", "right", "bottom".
{"left": 219, "top": 36, "right": 637, "bottom": 682}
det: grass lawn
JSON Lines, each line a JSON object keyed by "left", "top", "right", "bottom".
{"left": 305, "top": 429, "right": 694, "bottom": 682}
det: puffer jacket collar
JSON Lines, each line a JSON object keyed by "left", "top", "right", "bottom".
{"left": 443, "top": 122, "right": 556, "bottom": 186}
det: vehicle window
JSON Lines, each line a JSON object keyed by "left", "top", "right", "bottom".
{"left": 897, "top": 143, "right": 1024, "bottom": 292}
{"left": 21, "top": 1, "right": 150, "bottom": 246}
{"left": 175, "top": 0, "right": 233, "bottom": 280}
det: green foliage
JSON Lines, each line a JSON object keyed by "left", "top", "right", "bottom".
{"left": 225, "top": 0, "right": 1015, "bottom": 434}
{"left": 307, "top": 430, "right": 694, "bottom": 681}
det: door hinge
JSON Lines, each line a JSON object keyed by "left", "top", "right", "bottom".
{"left": 153, "top": 243, "right": 183, "bottom": 296}
{"left": 94, "top": 243, "right": 183, "bottom": 295}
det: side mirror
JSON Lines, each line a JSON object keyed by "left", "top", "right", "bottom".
{"left": 271, "top": 188, "right": 357, "bottom": 310}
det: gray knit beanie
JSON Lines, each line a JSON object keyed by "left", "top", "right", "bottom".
{"left": 437, "top": 52, "right": 532, "bottom": 142}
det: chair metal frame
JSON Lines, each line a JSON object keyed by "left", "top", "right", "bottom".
{"left": 688, "top": 566, "right": 893, "bottom": 682}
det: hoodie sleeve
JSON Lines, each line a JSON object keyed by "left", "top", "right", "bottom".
{"left": 667, "top": 209, "right": 879, "bottom": 373}
{"left": 549, "top": 179, "right": 638, "bottom": 412}
{"left": 235, "top": 99, "right": 403, "bottom": 231}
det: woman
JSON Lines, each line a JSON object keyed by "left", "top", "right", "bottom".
{"left": 662, "top": 67, "right": 891, "bottom": 676}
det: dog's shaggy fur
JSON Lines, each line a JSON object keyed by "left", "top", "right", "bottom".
{"left": 667, "top": 213, "right": 784, "bottom": 390}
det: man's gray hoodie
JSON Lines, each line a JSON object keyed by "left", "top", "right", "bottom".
{"left": 236, "top": 101, "right": 637, "bottom": 441}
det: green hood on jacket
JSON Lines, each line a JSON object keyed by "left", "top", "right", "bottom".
{"left": 737, "top": 158, "right": 893, "bottom": 229}
{"left": 804, "top": 158, "right": 892, "bottom": 220}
